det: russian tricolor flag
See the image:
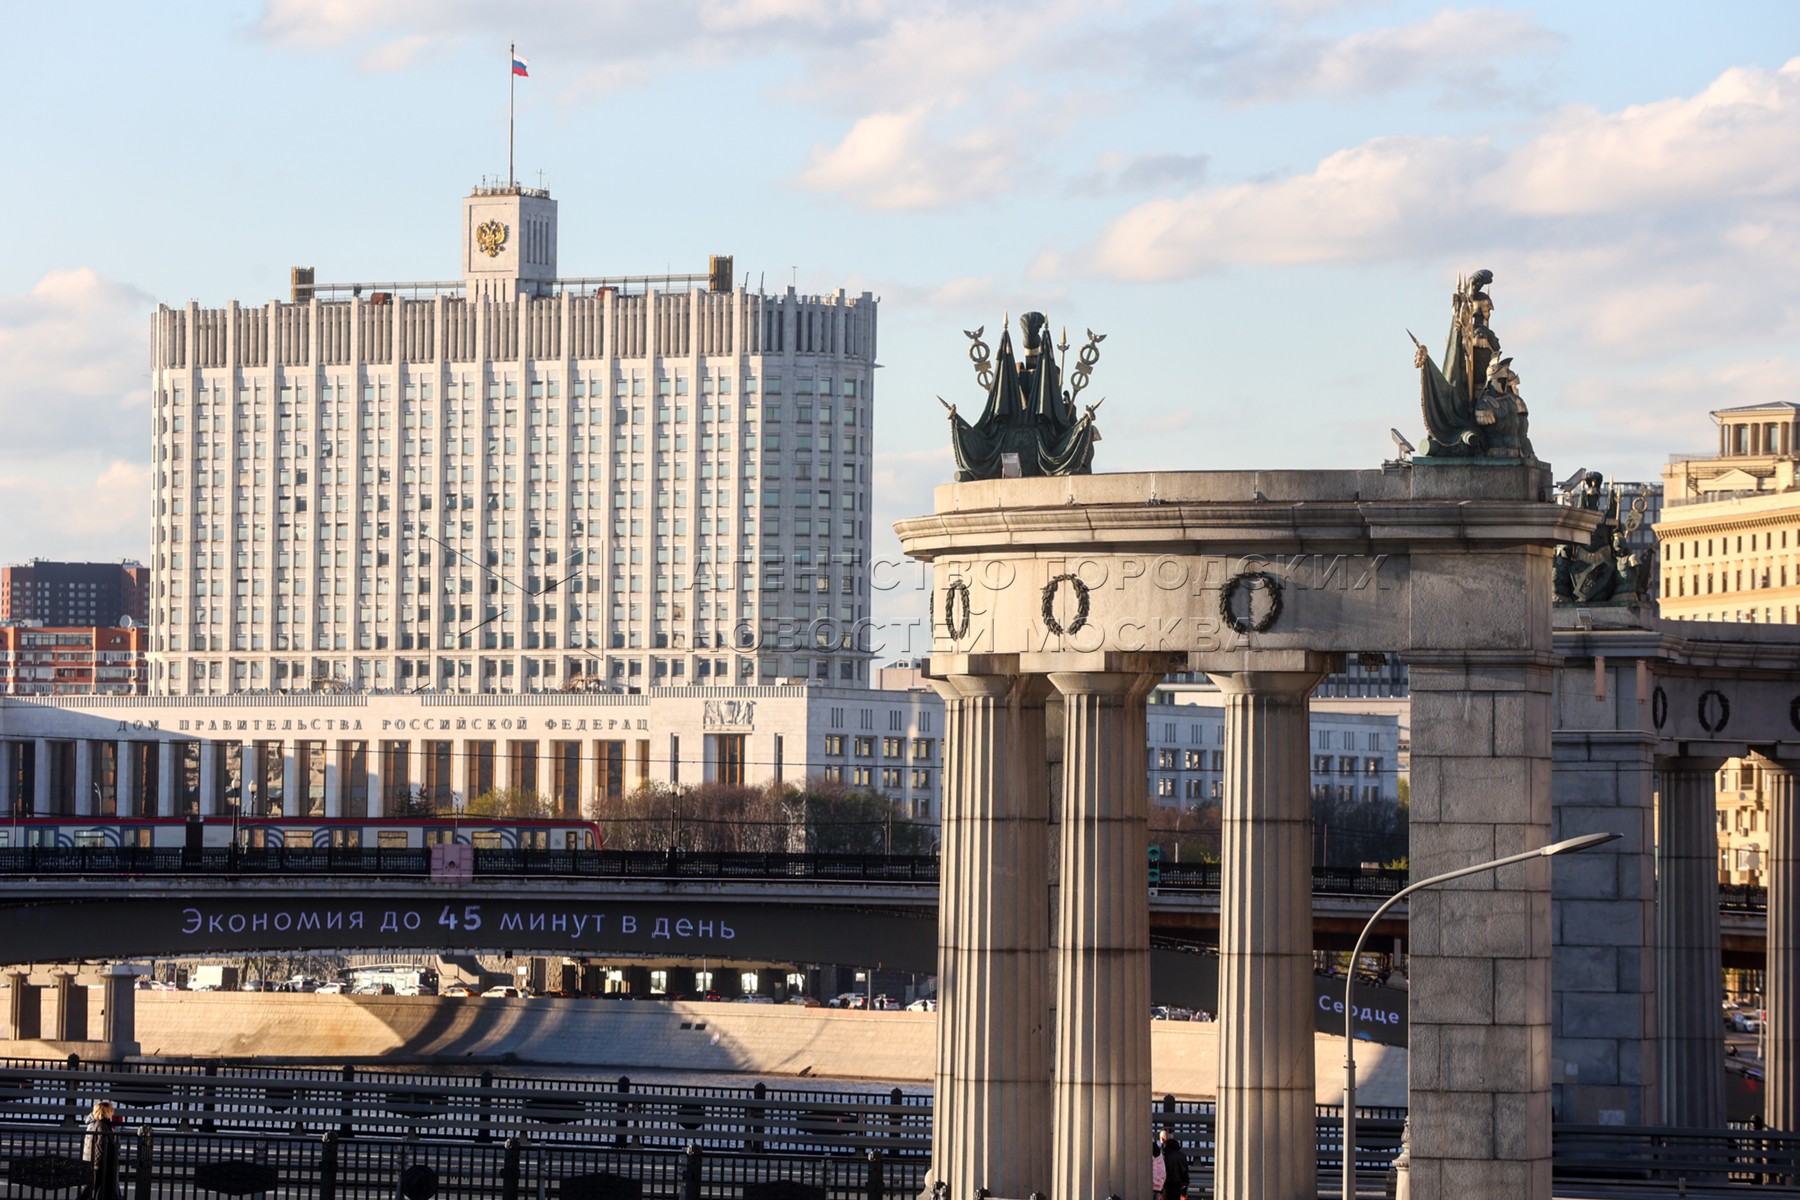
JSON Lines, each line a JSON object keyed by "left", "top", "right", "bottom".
{"left": 512, "top": 54, "right": 529, "bottom": 77}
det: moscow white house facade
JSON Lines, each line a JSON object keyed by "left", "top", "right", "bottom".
{"left": 148, "top": 184, "right": 878, "bottom": 697}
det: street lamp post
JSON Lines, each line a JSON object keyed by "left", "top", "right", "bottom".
{"left": 1340, "top": 831, "right": 1620, "bottom": 1200}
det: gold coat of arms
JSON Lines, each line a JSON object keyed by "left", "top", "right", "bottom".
{"left": 476, "top": 220, "right": 509, "bottom": 258}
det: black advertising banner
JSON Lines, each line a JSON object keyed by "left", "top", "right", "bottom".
{"left": 6, "top": 895, "right": 940, "bottom": 973}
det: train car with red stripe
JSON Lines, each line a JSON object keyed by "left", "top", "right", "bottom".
{"left": 0, "top": 815, "right": 603, "bottom": 852}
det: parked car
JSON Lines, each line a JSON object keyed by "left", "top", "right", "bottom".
{"left": 906, "top": 998, "right": 936, "bottom": 1012}
{"left": 734, "top": 994, "right": 775, "bottom": 1004}
{"left": 440, "top": 984, "right": 472, "bottom": 997}
{"left": 314, "top": 982, "right": 346, "bottom": 995}
{"left": 482, "top": 986, "right": 524, "bottom": 998}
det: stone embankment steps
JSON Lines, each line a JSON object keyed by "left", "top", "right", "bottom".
{"left": 1, "top": 992, "right": 1408, "bottom": 1104}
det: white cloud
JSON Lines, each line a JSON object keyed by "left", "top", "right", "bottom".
{"left": 1231, "top": 8, "right": 1562, "bottom": 104}
{"left": 0, "top": 269, "right": 152, "bottom": 458}
{"left": 794, "top": 109, "right": 1024, "bottom": 210}
{"left": 1548, "top": 358, "right": 1797, "bottom": 475}
{"left": 1075, "top": 58, "right": 1800, "bottom": 356}
{"left": 0, "top": 460, "right": 151, "bottom": 565}
{"left": 1069, "top": 151, "right": 1211, "bottom": 197}
{"left": 0, "top": 269, "right": 154, "bottom": 563}
{"left": 1081, "top": 135, "right": 1500, "bottom": 279}
{"left": 1510, "top": 60, "right": 1800, "bottom": 216}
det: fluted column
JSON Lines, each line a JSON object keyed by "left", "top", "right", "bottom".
{"left": 198, "top": 743, "right": 219, "bottom": 818}
{"left": 324, "top": 744, "right": 343, "bottom": 819}
{"left": 453, "top": 740, "right": 471, "bottom": 809}
{"left": 1047, "top": 670, "right": 1159, "bottom": 1200}
{"left": 114, "top": 743, "right": 136, "bottom": 819}
{"left": 1209, "top": 668, "right": 1326, "bottom": 1200}
{"left": 73, "top": 742, "right": 94, "bottom": 817}
{"left": 154, "top": 740, "right": 176, "bottom": 817}
{"left": 929, "top": 672, "right": 1052, "bottom": 1199}
{"left": 1655, "top": 757, "right": 1726, "bottom": 1128}
{"left": 1764, "top": 757, "right": 1799, "bottom": 1131}
{"left": 237, "top": 741, "right": 256, "bottom": 815}
{"left": 281, "top": 742, "right": 301, "bottom": 817}
{"left": 0, "top": 741, "right": 16, "bottom": 817}
{"left": 32, "top": 738, "right": 51, "bottom": 816}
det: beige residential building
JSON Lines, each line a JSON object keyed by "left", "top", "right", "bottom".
{"left": 1658, "top": 401, "right": 1800, "bottom": 623}
{"left": 1656, "top": 401, "right": 1800, "bottom": 885}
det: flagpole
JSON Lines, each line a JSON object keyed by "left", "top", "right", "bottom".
{"left": 508, "top": 42, "right": 515, "bottom": 188}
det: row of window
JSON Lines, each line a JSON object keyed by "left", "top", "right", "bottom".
{"left": 161, "top": 372, "right": 864, "bottom": 407}
{"left": 818, "top": 765, "right": 934, "bottom": 791}
{"left": 1667, "top": 528, "right": 1794, "bottom": 559}
{"left": 1666, "top": 565, "right": 1793, "bottom": 596}
{"left": 820, "top": 736, "right": 936, "bottom": 760}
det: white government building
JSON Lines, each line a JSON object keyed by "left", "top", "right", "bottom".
{"left": 0, "top": 683, "right": 1395, "bottom": 836}
{"left": 149, "top": 182, "right": 877, "bottom": 695}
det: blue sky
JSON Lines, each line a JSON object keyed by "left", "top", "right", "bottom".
{"left": 2, "top": 1, "right": 1797, "bottom": 641}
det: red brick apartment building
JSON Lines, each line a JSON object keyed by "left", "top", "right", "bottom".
{"left": 0, "top": 625, "right": 147, "bottom": 695}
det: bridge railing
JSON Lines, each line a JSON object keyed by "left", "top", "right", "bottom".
{"left": 0, "top": 1059, "right": 1794, "bottom": 1191}
{"left": 0, "top": 1124, "right": 926, "bottom": 1200}
{"left": 0, "top": 847, "right": 1771, "bottom": 914}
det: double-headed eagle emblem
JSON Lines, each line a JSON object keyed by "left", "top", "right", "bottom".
{"left": 476, "top": 219, "right": 509, "bottom": 258}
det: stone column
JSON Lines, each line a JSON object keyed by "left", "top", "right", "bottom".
{"left": 1404, "top": 656, "right": 1557, "bottom": 1200}
{"left": 324, "top": 744, "right": 343, "bottom": 819}
{"left": 1654, "top": 757, "right": 1726, "bottom": 1128}
{"left": 51, "top": 972, "right": 85, "bottom": 1041}
{"left": 0, "top": 740, "right": 14, "bottom": 818}
{"left": 99, "top": 964, "right": 136, "bottom": 1058}
{"left": 155, "top": 739, "right": 176, "bottom": 817}
{"left": 198, "top": 743, "right": 219, "bottom": 819}
{"left": 1209, "top": 666, "right": 1327, "bottom": 1200}
{"left": 238, "top": 741, "right": 256, "bottom": 815}
{"left": 7, "top": 972, "right": 40, "bottom": 1040}
{"left": 33, "top": 738, "right": 51, "bottom": 816}
{"left": 366, "top": 749, "right": 385, "bottom": 820}
{"left": 929, "top": 671, "right": 1051, "bottom": 1200}
{"left": 1763, "top": 757, "right": 1799, "bottom": 1131}
{"left": 73, "top": 742, "right": 94, "bottom": 817}
{"left": 1047, "top": 670, "right": 1158, "bottom": 1200}
{"left": 281, "top": 742, "right": 301, "bottom": 817}
{"left": 453, "top": 741, "right": 471, "bottom": 810}
{"left": 115, "top": 743, "right": 136, "bottom": 820}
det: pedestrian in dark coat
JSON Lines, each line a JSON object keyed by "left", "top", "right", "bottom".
{"left": 1157, "top": 1127, "right": 1189, "bottom": 1200}
{"left": 80, "top": 1100, "right": 122, "bottom": 1200}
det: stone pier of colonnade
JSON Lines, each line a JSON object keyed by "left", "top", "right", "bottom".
{"left": 1550, "top": 605, "right": 1800, "bottom": 1132}
{"left": 0, "top": 964, "right": 139, "bottom": 1061}
{"left": 897, "top": 465, "right": 1597, "bottom": 1200}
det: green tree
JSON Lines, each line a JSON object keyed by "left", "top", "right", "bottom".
{"left": 465, "top": 787, "right": 552, "bottom": 818}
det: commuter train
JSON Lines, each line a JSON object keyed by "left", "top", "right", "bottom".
{"left": 0, "top": 815, "right": 603, "bottom": 853}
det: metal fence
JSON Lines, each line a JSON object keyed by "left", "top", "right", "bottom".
{"left": 0, "top": 1124, "right": 923, "bottom": 1200}
{"left": 0, "top": 1059, "right": 1792, "bottom": 1196}
{"left": 0, "top": 1061, "right": 931, "bottom": 1154}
